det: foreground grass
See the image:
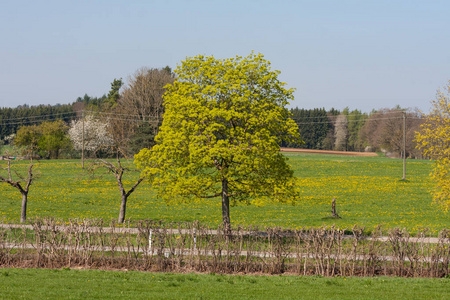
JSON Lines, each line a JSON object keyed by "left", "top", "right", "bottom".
{"left": 0, "top": 268, "right": 449, "bottom": 299}
{"left": 0, "top": 153, "right": 448, "bottom": 233}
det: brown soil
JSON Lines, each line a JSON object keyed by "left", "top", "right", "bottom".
{"left": 280, "top": 148, "right": 378, "bottom": 157}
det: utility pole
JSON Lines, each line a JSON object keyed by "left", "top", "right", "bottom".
{"left": 402, "top": 110, "right": 406, "bottom": 180}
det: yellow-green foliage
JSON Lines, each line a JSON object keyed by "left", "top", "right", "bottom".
{"left": 416, "top": 80, "right": 450, "bottom": 210}
{"left": 135, "top": 53, "right": 301, "bottom": 207}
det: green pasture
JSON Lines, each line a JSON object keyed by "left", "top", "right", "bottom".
{"left": 0, "top": 268, "right": 449, "bottom": 299}
{"left": 0, "top": 153, "right": 447, "bottom": 233}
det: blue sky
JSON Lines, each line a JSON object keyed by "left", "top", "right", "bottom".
{"left": 1, "top": 0, "right": 449, "bottom": 112}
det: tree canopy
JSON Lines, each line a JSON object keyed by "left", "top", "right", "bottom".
{"left": 135, "top": 53, "right": 301, "bottom": 232}
{"left": 14, "top": 120, "right": 70, "bottom": 159}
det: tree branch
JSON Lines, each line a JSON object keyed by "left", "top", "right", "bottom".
{"left": 125, "top": 178, "right": 144, "bottom": 198}
{"left": 24, "top": 162, "right": 34, "bottom": 192}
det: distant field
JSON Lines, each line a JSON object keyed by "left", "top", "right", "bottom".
{"left": 0, "top": 268, "right": 449, "bottom": 300}
{"left": 280, "top": 147, "right": 378, "bottom": 156}
{"left": 0, "top": 153, "right": 447, "bottom": 233}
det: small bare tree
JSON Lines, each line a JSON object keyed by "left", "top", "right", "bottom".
{"left": 0, "top": 159, "right": 34, "bottom": 223}
{"left": 88, "top": 147, "right": 144, "bottom": 224}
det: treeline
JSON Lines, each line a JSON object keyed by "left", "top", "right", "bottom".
{"left": 0, "top": 94, "right": 111, "bottom": 159}
{"left": 1, "top": 68, "right": 424, "bottom": 159}
{"left": 0, "top": 104, "right": 74, "bottom": 141}
{"left": 0, "top": 94, "right": 107, "bottom": 141}
{"left": 288, "top": 107, "right": 424, "bottom": 158}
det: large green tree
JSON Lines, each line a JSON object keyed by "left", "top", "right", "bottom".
{"left": 135, "top": 53, "right": 301, "bottom": 233}
{"left": 37, "top": 120, "right": 71, "bottom": 159}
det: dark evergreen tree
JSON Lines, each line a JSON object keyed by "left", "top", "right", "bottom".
{"left": 289, "top": 108, "right": 331, "bottom": 149}
{"left": 104, "top": 78, "right": 123, "bottom": 109}
{"left": 129, "top": 122, "right": 158, "bottom": 154}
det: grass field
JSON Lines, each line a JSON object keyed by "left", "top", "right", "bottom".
{"left": 0, "top": 153, "right": 448, "bottom": 233}
{"left": 0, "top": 268, "right": 449, "bottom": 299}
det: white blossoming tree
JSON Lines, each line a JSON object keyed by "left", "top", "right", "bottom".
{"left": 68, "top": 115, "right": 114, "bottom": 154}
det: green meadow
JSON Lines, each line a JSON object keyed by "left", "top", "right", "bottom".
{"left": 0, "top": 153, "right": 448, "bottom": 233}
{"left": 0, "top": 268, "right": 449, "bottom": 300}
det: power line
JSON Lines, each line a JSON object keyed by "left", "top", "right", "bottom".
{"left": 84, "top": 110, "right": 152, "bottom": 118}
{"left": 0, "top": 111, "right": 77, "bottom": 122}
{"left": 0, "top": 108, "right": 424, "bottom": 128}
{"left": 293, "top": 116, "right": 422, "bottom": 126}
{"left": 290, "top": 108, "right": 421, "bottom": 119}
{"left": 0, "top": 115, "right": 79, "bottom": 126}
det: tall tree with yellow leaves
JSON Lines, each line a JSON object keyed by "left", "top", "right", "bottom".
{"left": 416, "top": 81, "right": 450, "bottom": 210}
{"left": 135, "top": 53, "right": 301, "bottom": 234}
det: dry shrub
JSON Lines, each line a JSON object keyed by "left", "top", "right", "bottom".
{"left": 0, "top": 218, "right": 449, "bottom": 277}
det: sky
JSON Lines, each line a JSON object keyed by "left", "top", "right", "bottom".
{"left": 1, "top": 0, "right": 449, "bottom": 113}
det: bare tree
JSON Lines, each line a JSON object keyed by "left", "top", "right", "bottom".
{"left": 0, "top": 159, "right": 34, "bottom": 223}
{"left": 358, "top": 110, "right": 385, "bottom": 152}
{"left": 119, "top": 67, "right": 174, "bottom": 122}
{"left": 108, "top": 67, "right": 175, "bottom": 154}
{"left": 88, "top": 149, "right": 143, "bottom": 223}
{"left": 359, "top": 108, "right": 423, "bottom": 157}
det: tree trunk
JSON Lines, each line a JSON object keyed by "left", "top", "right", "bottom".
{"left": 20, "top": 192, "right": 28, "bottom": 223}
{"left": 221, "top": 178, "right": 231, "bottom": 236}
{"left": 118, "top": 194, "right": 127, "bottom": 224}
